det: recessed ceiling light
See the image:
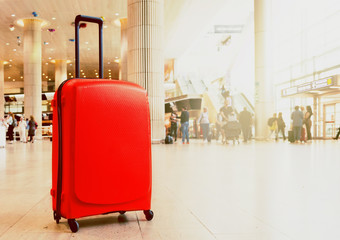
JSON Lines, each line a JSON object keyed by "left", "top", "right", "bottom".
{"left": 80, "top": 70, "right": 83, "bottom": 72}
{"left": 5, "top": 43, "right": 9, "bottom": 45}
{"left": 48, "top": 57, "right": 52, "bottom": 60}
{"left": 13, "top": 79, "right": 15, "bottom": 81}
{"left": 46, "top": 76, "right": 48, "bottom": 78}
{"left": 13, "top": 49, "right": 16, "bottom": 51}
{"left": 115, "top": 56, "right": 119, "bottom": 59}
{"left": 85, "top": 42, "right": 89, "bottom": 44}
{"left": 43, "top": 73, "right": 45, "bottom": 75}
{"left": 45, "top": 63, "right": 49, "bottom": 65}
{"left": 87, "top": 48, "right": 91, "bottom": 51}
{"left": 103, "top": 25, "right": 108, "bottom": 29}
{"left": 52, "top": 17, "right": 56, "bottom": 20}
{"left": 115, "top": 13, "right": 119, "bottom": 16}
{"left": 20, "top": 76, "right": 23, "bottom": 79}
{"left": 11, "top": 14, "right": 15, "bottom": 17}
{"left": 69, "top": 73, "right": 71, "bottom": 75}
{"left": 49, "top": 78, "right": 51, "bottom": 81}
{"left": 69, "top": 64, "right": 72, "bottom": 66}
{"left": 9, "top": 64, "right": 12, "bottom": 67}
{"left": 8, "top": 77, "right": 11, "bottom": 79}
{"left": 108, "top": 62, "right": 110, "bottom": 64}
{"left": 108, "top": 69, "right": 111, "bottom": 72}
{"left": 9, "top": 59, "right": 12, "bottom": 62}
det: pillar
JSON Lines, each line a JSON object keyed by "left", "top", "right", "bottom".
{"left": 23, "top": 18, "right": 43, "bottom": 138}
{"left": 127, "top": 0, "right": 165, "bottom": 141}
{"left": 313, "top": 96, "right": 318, "bottom": 138}
{"left": 254, "top": 0, "right": 274, "bottom": 140}
{"left": 0, "top": 61, "right": 4, "bottom": 118}
{"left": 54, "top": 59, "right": 68, "bottom": 90}
{"left": 119, "top": 18, "right": 128, "bottom": 80}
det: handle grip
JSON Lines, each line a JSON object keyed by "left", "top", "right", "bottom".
{"left": 75, "top": 15, "right": 103, "bottom": 79}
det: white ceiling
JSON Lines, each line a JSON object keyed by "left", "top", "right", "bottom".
{"left": 0, "top": 0, "right": 253, "bottom": 83}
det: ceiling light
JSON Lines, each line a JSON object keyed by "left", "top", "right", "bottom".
{"left": 49, "top": 78, "right": 51, "bottom": 81}
{"left": 48, "top": 57, "right": 52, "bottom": 60}
{"left": 69, "top": 73, "right": 71, "bottom": 75}
{"left": 85, "top": 42, "right": 89, "bottom": 44}
{"left": 84, "top": 76, "right": 86, "bottom": 78}
{"left": 115, "top": 56, "right": 119, "bottom": 59}
{"left": 69, "top": 63, "right": 72, "bottom": 66}
{"left": 9, "top": 59, "right": 12, "bottom": 62}
{"left": 6, "top": 43, "right": 9, "bottom": 45}
{"left": 52, "top": 17, "right": 56, "bottom": 20}
{"left": 9, "top": 64, "right": 12, "bottom": 67}
{"left": 21, "top": 76, "right": 23, "bottom": 79}
{"left": 11, "top": 14, "right": 15, "bottom": 17}
{"left": 45, "top": 63, "right": 49, "bottom": 65}
{"left": 80, "top": 70, "right": 83, "bottom": 72}
{"left": 103, "top": 25, "right": 108, "bottom": 29}
{"left": 87, "top": 48, "right": 91, "bottom": 50}
{"left": 46, "top": 76, "right": 48, "bottom": 78}
{"left": 8, "top": 77, "right": 11, "bottom": 79}
{"left": 115, "top": 13, "right": 119, "bottom": 16}
{"left": 13, "top": 79, "right": 15, "bottom": 81}
{"left": 108, "top": 69, "right": 111, "bottom": 72}
{"left": 108, "top": 62, "right": 110, "bottom": 64}
{"left": 43, "top": 73, "right": 45, "bottom": 75}
{"left": 13, "top": 49, "right": 16, "bottom": 51}
{"left": 114, "top": 59, "right": 120, "bottom": 63}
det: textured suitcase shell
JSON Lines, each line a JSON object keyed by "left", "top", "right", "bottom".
{"left": 51, "top": 79, "right": 152, "bottom": 220}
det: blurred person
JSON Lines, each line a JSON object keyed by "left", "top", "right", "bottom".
{"left": 170, "top": 111, "right": 178, "bottom": 142}
{"left": 28, "top": 115, "right": 37, "bottom": 143}
{"left": 300, "top": 106, "right": 307, "bottom": 142}
{"left": 18, "top": 116, "right": 27, "bottom": 143}
{"left": 291, "top": 106, "right": 304, "bottom": 143}
{"left": 277, "top": 112, "right": 286, "bottom": 141}
{"left": 304, "top": 106, "right": 313, "bottom": 141}
{"left": 238, "top": 107, "right": 252, "bottom": 142}
{"left": 0, "top": 117, "right": 8, "bottom": 148}
{"left": 198, "top": 107, "right": 210, "bottom": 142}
{"left": 180, "top": 106, "right": 189, "bottom": 144}
{"left": 267, "top": 113, "right": 278, "bottom": 141}
{"left": 215, "top": 109, "right": 225, "bottom": 142}
{"left": 6, "top": 112, "right": 16, "bottom": 144}
{"left": 334, "top": 127, "right": 340, "bottom": 140}
{"left": 225, "top": 108, "right": 240, "bottom": 144}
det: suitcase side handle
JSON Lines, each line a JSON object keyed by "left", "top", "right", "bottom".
{"left": 75, "top": 15, "right": 103, "bottom": 79}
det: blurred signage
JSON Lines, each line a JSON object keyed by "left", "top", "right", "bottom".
{"left": 282, "top": 76, "right": 336, "bottom": 97}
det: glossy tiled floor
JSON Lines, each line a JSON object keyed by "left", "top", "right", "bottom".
{"left": 1, "top": 139, "right": 340, "bottom": 240}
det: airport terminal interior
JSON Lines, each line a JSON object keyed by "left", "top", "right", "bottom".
{"left": 1, "top": 0, "right": 340, "bottom": 239}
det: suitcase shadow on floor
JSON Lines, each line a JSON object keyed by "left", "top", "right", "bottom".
{"left": 64, "top": 214, "right": 130, "bottom": 229}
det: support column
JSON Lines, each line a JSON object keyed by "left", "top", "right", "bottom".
{"left": 0, "top": 61, "right": 4, "bottom": 118}
{"left": 313, "top": 96, "right": 318, "bottom": 138}
{"left": 54, "top": 59, "right": 68, "bottom": 90}
{"left": 254, "top": 0, "right": 274, "bottom": 140}
{"left": 119, "top": 18, "right": 128, "bottom": 80}
{"left": 127, "top": 0, "right": 165, "bottom": 141}
{"left": 23, "top": 18, "right": 43, "bottom": 138}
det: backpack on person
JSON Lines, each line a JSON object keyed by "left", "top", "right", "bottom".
{"left": 267, "top": 118, "right": 275, "bottom": 127}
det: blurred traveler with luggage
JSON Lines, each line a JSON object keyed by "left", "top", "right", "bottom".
{"left": 28, "top": 115, "right": 38, "bottom": 143}
{"left": 198, "top": 107, "right": 210, "bottom": 143}
{"left": 304, "top": 106, "right": 313, "bottom": 141}
{"left": 6, "top": 112, "right": 16, "bottom": 144}
{"left": 18, "top": 116, "right": 27, "bottom": 143}
{"left": 267, "top": 113, "right": 278, "bottom": 141}
{"left": 225, "top": 108, "right": 241, "bottom": 144}
{"left": 180, "top": 106, "right": 190, "bottom": 144}
{"left": 170, "top": 111, "right": 178, "bottom": 142}
{"left": 277, "top": 112, "right": 286, "bottom": 141}
{"left": 0, "top": 117, "right": 8, "bottom": 148}
{"left": 238, "top": 107, "right": 252, "bottom": 142}
{"left": 291, "top": 106, "right": 304, "bottom": 143}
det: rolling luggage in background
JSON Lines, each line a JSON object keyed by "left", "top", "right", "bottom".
{"left": 288, "top": 130, "right": 294, "bottom": 143}
{"left": 51, "top": 15, "right": 153, "bottom": 233}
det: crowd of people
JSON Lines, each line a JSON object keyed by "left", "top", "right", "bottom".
{"left": 0, "top": 113, "right": 38, "bottom": 147}
{"left": 267, "top": 105, "right": 313, "bottom": 143}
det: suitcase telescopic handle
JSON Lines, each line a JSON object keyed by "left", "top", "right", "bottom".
{"left": 75, "top": 15, "right": 103, "bottom": 79}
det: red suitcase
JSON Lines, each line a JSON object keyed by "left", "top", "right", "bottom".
{"left": 51, "top": 15, "right": 153, "bottom": 233}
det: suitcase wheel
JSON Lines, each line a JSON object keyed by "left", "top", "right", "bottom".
{"left": 53, "top": 211, "right": 61, "bottom": 224}
{"left": 68, "top": 219, "right": 79, "bottom": 233}
{"left": 119, "top": 211, "right": 126, "bottom": 215}
{"left": 143, "top": 210, "right": 154, "bottom": 221}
